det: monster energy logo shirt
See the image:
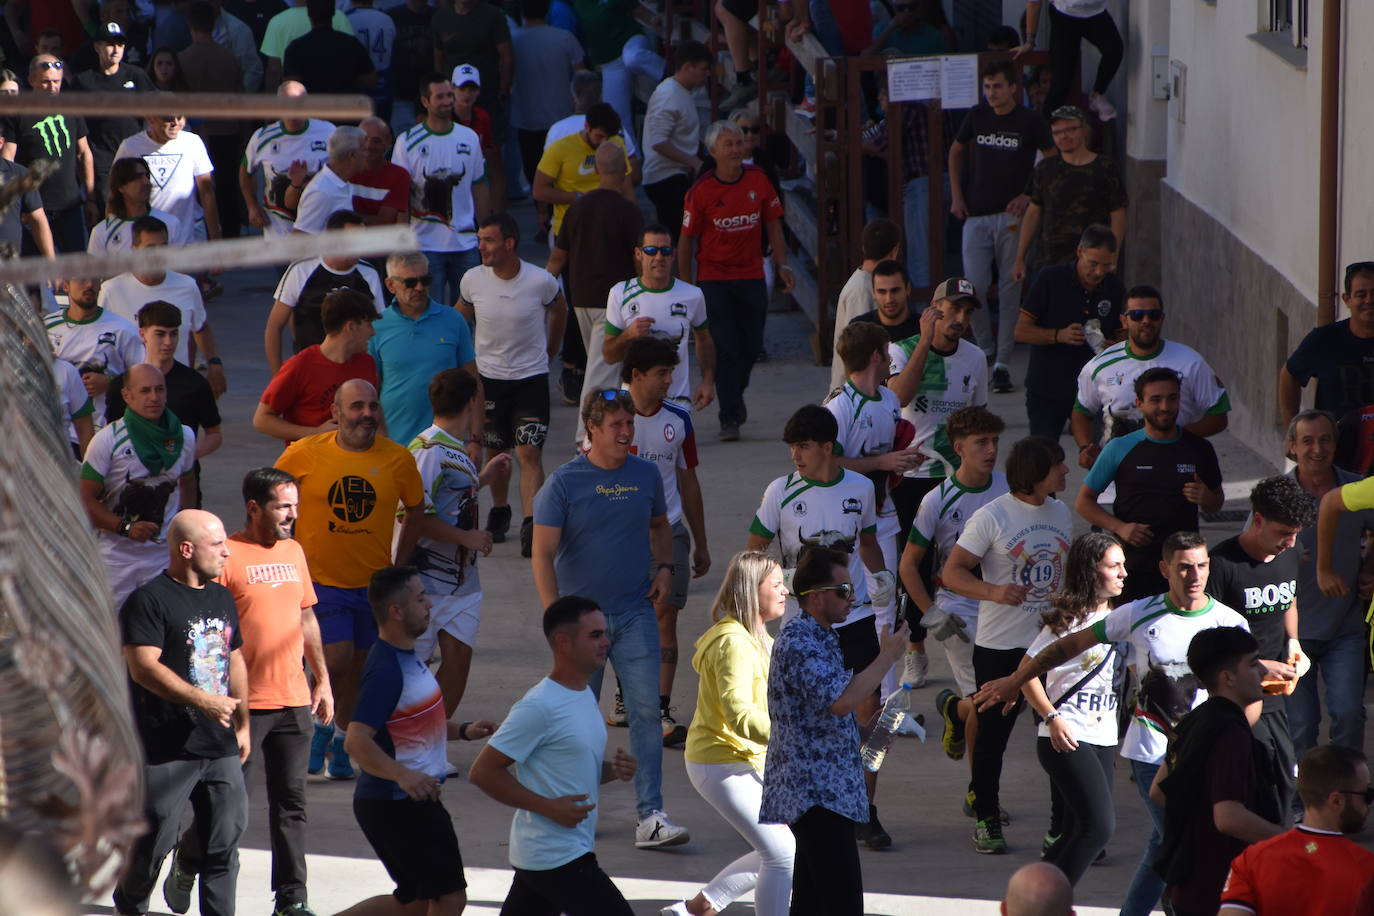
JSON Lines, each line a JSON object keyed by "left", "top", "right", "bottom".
{"left": 2, "top": 113, "right": 88, "bottom": 212}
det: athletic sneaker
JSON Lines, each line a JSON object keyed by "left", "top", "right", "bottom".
{"left": 486, "top": 505, "right": 512, "bottom": 544}
{"left": 327, "top": 735, "right": 354, "bottom": 780}
{"left": 1041, "top": 832, "right": 1062, "bottom": 859}
{"left": 162, "top": 858, "right": 195, "bottom": 914}
{"left": 936, "top": 689, "right": 966, "bottom": 760}
{"left": 660, "top": 904, "right": 692, "bottom": 916}
{"left": 520, "top": 516, "right": 534, "bottom": 558}
{"left": 559, "top": 366, "right": 583, "bottom": 406}
{"left": 1089, "top": 91, "right": 1118, "bottom": 121}
{"left": 273, "top": 904, "right": 319, "bottom": 916}
{"left": 635, "top": 810, "right": 690, "bottom": 848}
{"left": 606, "top": 688, "right": 628, "bottom": 727}
{"left": 308, "top": 721, "right": 331, "bottom": 775}
{"left": 973, "top": 818, "right": 1007, "bottom": 854}
{"left": 991, "top": 365, "right": 1014, "bottom": 393}
{"left": 963, "top": 790, "right": 1010, "bottom": 824}
{"left": 855, "top": 803, "right": 892, "bottom": 849}
{"left": 661, "top": 713, "right": 687, "bottom": 747}
{"left": 719, "top": 421, "right": 740, "bottom": 441}
{"left": 901, "top": 650, "right": 929, "bottom": 688}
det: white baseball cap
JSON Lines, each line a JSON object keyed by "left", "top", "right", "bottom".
{"left": 452, "top": 64, "right": 480, "bottom": 89}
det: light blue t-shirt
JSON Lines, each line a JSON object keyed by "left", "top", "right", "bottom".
{"left": 488, "top": 677, "right": 606, "bottom": 870}
{"left": 533, "top": 454, "right": 666, "bottom": 616}
{"left": 370, "top": 299, "right": 476, "bottom": 447}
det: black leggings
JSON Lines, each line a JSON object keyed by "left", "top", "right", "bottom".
{"left": 499, "top": 852, "right": 634, "bottom": 916}
{"left": 970, "top": 645, "right": 1026, "bottom": 820}
{"left": 1045, "top": 5, "right": 1124, "bottom": 113}
{"left": 789, "top": 806, "right": 862, "bottom": 916}
{"left": 1036, "top": 737, "right": 1116, "bottom": 885}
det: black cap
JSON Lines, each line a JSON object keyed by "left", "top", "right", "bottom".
{"left": 97, "top": 22, "right": 127, "bottom": 44}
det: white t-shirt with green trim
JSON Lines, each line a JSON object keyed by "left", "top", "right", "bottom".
{"left": 888, "top": 335, "right": 988, "bottom": 478}
{"left": 603, "top": 277, "right": 708, "bottom": 405}
{"left": 749, "top": 468, "right": 878, "bottom": 627}
{"left": 54, "top": 357, "right": 94, "bottom": 446}
{"left": 391, "top": 121, "right": 486, "bottom": 253}
{"left": 955, "top": 492, "right": 1073, "bottom": 651}
{"left": 44, "top": 307, "right": 145, "bottom": 430}
{"left": 1089, "top": 593, "right": 1248, "bottom": 763}
{"left": 242, "top": 119, "right": 335, "bottom": 235}
{"left": 87, "top": 208, "right": 183, "bottom": 254}
{"left": 824, "top": 381, "right": 900, "bottom": 522}
{"left": 907, "top": 471, "right": 1009, "bottom": 618}
{"left": 1074, "top": 338, "right": 1230, "bottom": 441}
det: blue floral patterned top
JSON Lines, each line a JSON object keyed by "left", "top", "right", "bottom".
{"left": 759, "top": 613, "right": 868, "bottom": 825}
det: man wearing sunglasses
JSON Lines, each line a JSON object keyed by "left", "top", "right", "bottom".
{"left": 371, "top": 251, "right": 478, "bottom": 448}
{"left": 1072, "top": 285, "right": 1230, "bottom": 468}
{"left": 760, "top": 545, "right": 908, "bottom": 915}
{"left": 1219, "top": 745, "right": 1374, "bottom": 916}
{"left": 2, "top": 54, "right": 98, "bottom": 254}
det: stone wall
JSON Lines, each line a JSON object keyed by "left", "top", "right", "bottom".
{"left": 1159, "top": 180, "right": 1313, "bottom": 463}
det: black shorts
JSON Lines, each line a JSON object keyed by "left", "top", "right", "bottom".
{"left": 353, "top": 797, "right": 466, "bottom": 903}
{"left": 836, "top": 618, "right": 880, "bottom": 673}
{"left": 482, "top": 373, "right": 551, "bottom": 451}
{"left": 719, "top": 0, "right": 758, "bottom": 24}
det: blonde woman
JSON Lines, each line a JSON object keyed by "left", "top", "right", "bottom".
{"left": 662, "top": 551, "right": 795, "bottom": 916}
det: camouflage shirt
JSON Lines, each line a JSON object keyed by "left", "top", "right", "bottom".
{"left": 1027, "top": 154, "right": 1128, "bottom": 267}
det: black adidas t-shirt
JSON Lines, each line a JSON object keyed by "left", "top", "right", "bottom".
{"left": 1205, "top": 536, "right": 1300, "bottom": 712}
{"left": 954, "top": 103, "right": 1052, "bottom": 216}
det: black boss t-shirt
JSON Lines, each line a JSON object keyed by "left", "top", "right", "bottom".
{"left": 954, "top": 104, "right": 1052, "bottom": 216}
{"left": 120, "top": 573, "right": 243, "bottom": 763}
{"left": 1205, "top": 536, "right": 1300, "bottom": 712}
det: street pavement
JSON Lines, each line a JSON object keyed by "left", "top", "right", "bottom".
{"left": 85, "top": 203, "right": 1373, "bottom": 915}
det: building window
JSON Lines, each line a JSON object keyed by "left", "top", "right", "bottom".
{"left": 1268, "top": 0, "right": 1308, "bottom": 49}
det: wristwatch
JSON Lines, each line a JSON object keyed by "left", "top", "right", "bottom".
{"left": 1044, "top": 712, "right": 1061, "bottom": 723}
{"left": 117, "top": 519, "right": 133, "bottom": 537}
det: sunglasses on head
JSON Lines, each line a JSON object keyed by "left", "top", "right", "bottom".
{"left": 598, "top": 389, "right": 633, "bottom": 405}
{"left": 798, "top": 582, "right": 855, "bottom": 602}
{"left": 639, "top": 245, "right": 674, "bottom": 257}
{"left": 1340, "top": 787, "right": 1374, "bottom": 804}
{"left": 398, "top": 275, "right": 433, "bottom": 288}
{"left": 39, "top": 60, "right": 64, "bottom": 70}
{"left": 1125, "top": 309, "right": 1162, "bottom": 321}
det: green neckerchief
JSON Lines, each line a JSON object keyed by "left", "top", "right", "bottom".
{"left": 122, "top": 407, "right": 185, "bottom": 475}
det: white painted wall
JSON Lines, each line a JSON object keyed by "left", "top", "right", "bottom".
{"left": 1336, "top": 0, "right": 1374, "bottom": 306}
{"left": 1165, "top": 0, "right": 1326, "bottom": 299}
{"left": 1124, "top": 0, "right": 1167, "bottom": 160}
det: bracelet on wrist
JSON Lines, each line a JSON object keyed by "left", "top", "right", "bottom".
{"left": 657, "top": 563, "right": 673, "bottom": 571}
{"left": 458, "top": 721, "right": 473, "bottom": 740}
{"left": 1044, "top": 711, "right": 1060, "bottom": 723}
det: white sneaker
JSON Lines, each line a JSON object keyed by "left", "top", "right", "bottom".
{"left": 1089, "top": 92, "right": 1118, "bottom": 121}
{"left": 661, "top": 904, "right": 691, "bottom": 916}
{"left": 901, "top": 650, "right": 930, "bottom": 688}
{"left": 635, "top": 809, "right": 690, "bottom": 848}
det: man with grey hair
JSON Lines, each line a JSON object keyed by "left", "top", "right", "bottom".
{"left": 678, "top": 120, "right": 792, "bottom": 441}
{"left": 293, "top": 125, "right": 366, "bottom": 234}
{"left": 239, "top": 81, "right": 335, "bottom": 235}
{"left": 372, "top": 250, "right": 479, "bottom": 446}
{"left": 350, "top": 116, "right": 410, "bottom": 227}
{"left": 1001, "top": 862, "right": 1074, "bottom": 916}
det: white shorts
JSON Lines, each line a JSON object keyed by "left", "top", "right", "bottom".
{"left": 415, "top": 592, "right": 482, "bottom": 664}
{"left": 943, "top": 613, "right": 979, "bottom": 697}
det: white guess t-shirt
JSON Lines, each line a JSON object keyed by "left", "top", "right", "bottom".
{"left": 113, "top": 129, "right": 214, "bottom": 242}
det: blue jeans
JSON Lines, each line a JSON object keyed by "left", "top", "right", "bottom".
{"left": 902, "top": 175, "right": 930, "bottom": 288}
{"left": 963, "top": 211, "right": 1024, "bottom": 366}
{"left": 426, "top": 248, "right": 480, "bottom": 309}
{"left": 588, "top": 605, "right": 663, "bottom": 818}
{"left": 1120, "top": 758, "right": 1165, "bottom": 916}
{"left": 701, "top": 278, "right": 768, "bottom": 427}
{"left": 1287, "top": 631, "right": 1368, "bottom": 759}
{"left": 802, "top": 0, "right": 846, "bottom": 100}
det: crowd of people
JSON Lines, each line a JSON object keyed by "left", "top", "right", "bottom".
{"left": 5, "top": 1, "right": 1373, "bottom": 915}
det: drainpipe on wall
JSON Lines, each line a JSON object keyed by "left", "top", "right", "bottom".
{"left": 1316, "top": 0, "right": 1342, "bottom": 326}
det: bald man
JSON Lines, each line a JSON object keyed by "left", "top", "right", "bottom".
{"left": 351, "top": 115, "right": 411, "bottom": 227}
{"left": 240, "top": 81, "right": 336, "bottom": 235}
{"left": 545, "top": 139, "right": 644, "bottom": 409}
{"left": 80, "top": 363, "right": 199, "bottom": 606}
{"left": 275, "top": 379, "right": 425, "bottom": 779}
{"left": 114, "top": 509, "right": 249, "bottom": 916}
{"left": 1002, "top": 862, "right": 1075, "bottom": 916}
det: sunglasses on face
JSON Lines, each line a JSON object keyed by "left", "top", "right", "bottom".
{"left": 798, "top": 582, "right": 855, "bottom": 602}
{"left": 397, "top": 275, "right": 433, "bottom": 288}
{"left": 1340, "top": 787, "right": 1374, "bottom": 804}
{"left": 639, "top": 245, "right": 674, "bottom": 257}
{"left": 739, "top": 125, "right": 759, "bottom": 134}
{"left": 1125, "top": 309, "right": 1163, "bottom": 321}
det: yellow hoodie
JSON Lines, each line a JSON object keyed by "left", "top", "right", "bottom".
{"left": 684, "top": 616, "right": 771, "bottom": 772}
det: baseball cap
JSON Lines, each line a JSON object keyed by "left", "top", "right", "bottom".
{"left": 452, "top": 64, "right": 480, "bottom": 89}
{"left": 1049, "top": 104, "right": 1087, "bottom": 125}
{"left": 96, "top": 21, "right": 127, "bottom": 44}
{"left": 932, "top": 277, "right": 979, "bottom": 306}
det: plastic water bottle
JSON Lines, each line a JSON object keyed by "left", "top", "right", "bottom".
{"left": 1083, "top": 319, "right": 1107, "bottom": 353}
{"left": 861, "top": 688, "right": 923, "bottom": 772}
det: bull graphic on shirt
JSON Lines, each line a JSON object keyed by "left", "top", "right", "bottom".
{"left": 111, "top": 474, "right": 177, "bottom": 528}
{"left": 415, "top": 165, "right": 466, "bottom": 226}
{"left": 787, "top": 528, "right": 857, "bottom": 567}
